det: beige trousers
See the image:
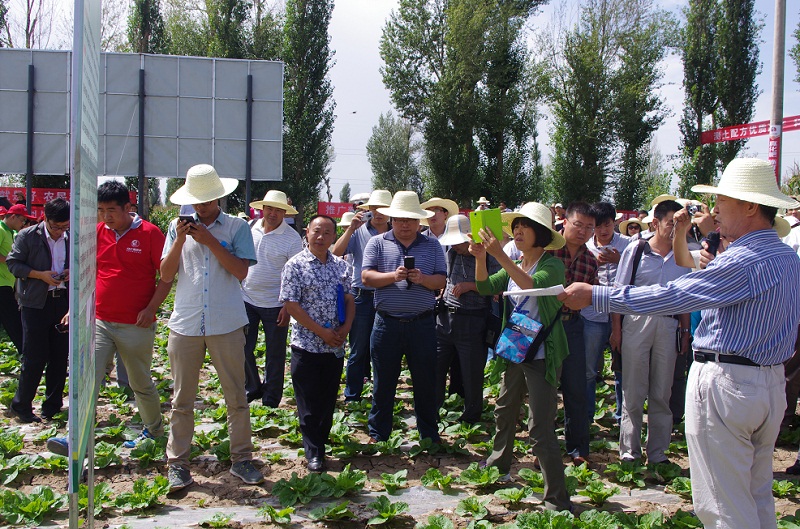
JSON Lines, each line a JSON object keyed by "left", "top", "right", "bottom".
{"left": 686, "top": 360, "right": 785, "bottom": 529}
{"left": 166, "top": 328, "right": 254, "bottom": 467}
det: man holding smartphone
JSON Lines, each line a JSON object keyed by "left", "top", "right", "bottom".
{"left": 6, "top": 198, "right": 70, "bottom": 423}
{"left": 361, "top": 191, "right": 447, "bottom": 443}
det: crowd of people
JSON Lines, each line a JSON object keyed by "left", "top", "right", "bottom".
{"left": 2, "top": 158, "right": 799, "bottom": 529}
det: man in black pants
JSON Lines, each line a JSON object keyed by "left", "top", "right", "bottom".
{"left": 7, "top": 198, "right": 70, "bottom": 423}
{"left": 0, "top": 204, "right": 36, "bottom": 353}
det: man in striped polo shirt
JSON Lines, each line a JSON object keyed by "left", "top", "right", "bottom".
{"left": 241, "top": 190, "right": 303, "bottom": 406}
{"left": 559, "top": 158, "right": 800, "bottom": 529}
{"left": 362, "top": 191, "right": 446, "bottom": 443}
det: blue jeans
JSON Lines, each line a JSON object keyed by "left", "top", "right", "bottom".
{"left": 344, "top": 289, "right": 376, "bottom": 401}
{"left": 244, "top": 303, "right": 289, "bottom": 406}
{"left": 560, "top": 316, "right": 589, "bottom": 458}
{"left": 368, "top": 313, "right": 440, "bottom": 442}
{"left": 583, "top": 317, "right": 611, "bottom": 425}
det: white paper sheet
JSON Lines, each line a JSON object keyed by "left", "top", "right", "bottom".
{"left": 502, "top": 285, "right": 565, "bottom": 297}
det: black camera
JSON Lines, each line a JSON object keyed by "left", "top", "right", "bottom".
{"left": 686, "top": 204, "right": 701, "bottom": 216}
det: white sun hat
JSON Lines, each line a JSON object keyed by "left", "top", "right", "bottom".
{"left": 169, "top": 164, "right": 239, "bottom": 205}
{"left": 419, "top": 197, "right": 459, "bottom": 227}
{"left": 377, "top": 191, "right": 434, "bottom": 220}
{"left": 338, "top": 211, "right": 356, "bottom": 227}
{"left": 650, "top": 194, "right": 677, "bottom": 208}
{"left": 357, "top": 190, "right": 393, "bottom": 210}
{"left": 437, "top": 214, "right": 471, "bottom": 246}
{"left": 692, "top": 158, "right": 800, "bottom": 209}
{"left": 773, "top": 215, "right": 791, "bottom": 238}
{"left": 501, "top": 202, "right": 566, "bottom": 250}
{"left": 619, "top": 218, "right": 648, "bottom": 234}
{"left": 249, "top": 190, "right": 299, "bottom": 215}
{"left": 477, "top": 197, "right": 491, "bottom": 206}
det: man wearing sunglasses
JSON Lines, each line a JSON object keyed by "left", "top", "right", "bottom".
{"left": 6, "top": 198, "right": 70, "bottom": 423}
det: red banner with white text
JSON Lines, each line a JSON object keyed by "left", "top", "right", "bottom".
{"left": 700, "top": 115, "right": 800, "bottom": 144}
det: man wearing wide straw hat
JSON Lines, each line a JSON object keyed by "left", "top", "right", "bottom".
{"left": 559, "top": 158, "right": 800, "bottom": 529}
{"left": 241, "top": 190, "right": 303, "bottom": 407}
{"left": 420, "top": 197, "right": 459, "bottom": 241}
{"left": 161, "top": 164, "right": 264, "bottom": 491}
{"left": 361, "top": 191, "right": 447, "bottom": 443}
{"left": 332, "top": 189, "right": 392, "bottom": 402}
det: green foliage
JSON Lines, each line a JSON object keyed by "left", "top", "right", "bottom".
{"left": 379, "top": 469, "right": 408, "bottom": 494}
{"left": 0, "top": 486, "right": 67, "bottom": 526}
{"left": 115, "top": 476, "right": 171, "bottom": 512}
{"left": 515, "top": 509, "right": 574, "bottom": 529}
{"left": 443, "top": 421, "right": 487, "bottom": 441}
{"left": 257, "top": 503, "right": 294, "bottom": 524}
{"left": 308, "top": 500, "right": 355, "bottom": 521}
{"left": 329, "top": 464, "right": 367, "bottom": 497}
{"left": 200, "top": 512, "right": 235, "bottom": 528}
{"left": 517, "top": 468, "right": 544, "bottom": 493}
{"left": 0, "top": 378, "right": 17, "bottom": 406}
{"left": 94, "top": 441, "right": 123, "bottom": 468}
{"left": 79, "top": 482, "right": 115, "bottom": 517}
{"left": 148, "top": 205, "right": 179, "bottom": 236}
{"left": 458, "top": 462, "right": 501, "bottom": 488}
{"left": 420, "top": 467, "right": 455, "bottom": 492}
{"left": 666, "top": 476, "right": 693, "bottom": 500}
{"left": 605, "top": 460, "right": 647, "bottom": 488}
{"left": 367, "top": 495, "right": 409, "bottom": 525}
{"left": 648, "top": 461, "right": 683, "bottom": 484}
{"left": 130, "top": 437, "right": 166, "bottom": 467}
{"left": 578, "top": 481, "right": 620, "bottom": 507}
{"left": 565, "top": 461, "right": 599, "bottom": 485}
{"left": 0, "top": 429, "right": 23, "bottom": 457}
{"left": 455, "top": 496, "right": 491, "bottom": 519}
{"left": 415, "top": 514, "right": 455, "bottom": 529}
{"left": 494, "top": 486, "right": 531, "bottom": 506}
{"left": 366, "top": 112, "right": 422, "bottom": 195}
{"left": 773, "top": 479, "right": 800, "bottom": 499}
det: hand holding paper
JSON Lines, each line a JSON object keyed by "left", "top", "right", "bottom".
{"left": 503, "top": 285, "right": 565, "bottom": 298}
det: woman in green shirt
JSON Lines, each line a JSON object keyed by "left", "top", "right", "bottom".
{"left": 471, "top": 202, "right": 571, "bottom": 512}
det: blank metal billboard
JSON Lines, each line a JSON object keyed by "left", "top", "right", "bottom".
{"left": 0, "top": 49, "right": 283, "bottom": 181}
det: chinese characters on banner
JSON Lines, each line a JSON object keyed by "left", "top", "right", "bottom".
{"left": 700, "top": 115, "right": 800, "bottom": 145}
{"left": 0, "top": 188, "right": 136, "bottom": 219}
{"left": 317, "top": 202, "right": 355, "bottom": 217}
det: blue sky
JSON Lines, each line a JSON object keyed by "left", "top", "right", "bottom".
{"left": 326, "top": 0, "right": 800, "bottom": 203}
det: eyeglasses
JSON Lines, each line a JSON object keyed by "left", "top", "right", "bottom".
{"left": 46, "top": 220, "right": 69, "bottom": 233}
{"left": 566, "top": 218, "right": 595, "bottom": 233}
{"left": 627, "top": 224, "right": 641, "bottom": 231}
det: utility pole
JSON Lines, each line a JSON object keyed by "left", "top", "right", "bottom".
{"left": 769, "top": 0, "right": 787, "bottom": 183}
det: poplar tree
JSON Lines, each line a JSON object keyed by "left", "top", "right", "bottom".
{"left": 280, "top": 0, "right": 335, "bottom": 225}
{"left": 792, "top": 14, "right": 800, "bottom": 83}
{"left": 366, "top": 112, "right": 422, "bottom": 195}
{"left": 128, "top": 0, "right": 170, "bottom": 54}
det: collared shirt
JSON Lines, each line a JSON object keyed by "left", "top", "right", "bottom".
{"left": 279, "top": 248, "right": 352, "bottom": 356}
{"left": 241, "top": 220, "right": 303, "bottom": 308}
{"left": 548, "top": 244, "right": 598, "bottom": 315}
{"left": 615, "top": 240, "right": 689, "bottom": 288}
{"left": 0, "top": 221, "right": 15, "bottom": 288}
{"left": 106, "top": 214, "right": 142, "bottom": 241}
{"left": 163, "top": 212, "right": 256, "bottom": 336}
{"left": 582, "top": 232, "right": 631, "bottom": 322}
{"left": 593, "top": 229, "right": 800, "bottom": 366}
{"left": 345, "top": 221, "right": 382, "bottom": 290}
{"left": 421, "top": 227, "right": 449, "bottom": 256}
{"left": 45, "top": 226, "right": 67, "bottom": 292}
{"left": 442, "top": 250, "right": 499, "bottom": 311}
{"left": 362, "top": 230, "right": 447, "bottom": 316}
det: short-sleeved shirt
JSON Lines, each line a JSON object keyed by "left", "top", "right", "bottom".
{"left": 241, "top": 220, "right": 303, "bottom": 308}
{"left": 279, "top": 248, "right": 352, "bottom": 356}
{"left": 362, "top": 230, "right": 447, "bottom": 316}
{"left": 344, "top": 222, "right": 381, "bottom": 290}
{"left": 582, "top": 232, "right": 631, "bottom": 322}
{"left": 615, "top": 240, "right": 690, "bottom": 289}
{"left": 96, "top": 216, "right": 165, "bottom": 324}
{"left": 162, "top": 212, "right": 256, "bottom": 336}
{"left": 548, "top": 244, "right": 598, "bottom": 315}
{"left": 0, "top": 221, "right": 15, "bottom": 288}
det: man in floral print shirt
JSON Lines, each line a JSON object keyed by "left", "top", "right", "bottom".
{"left": 280, "top": 215, "right": 355, "bottom": 472}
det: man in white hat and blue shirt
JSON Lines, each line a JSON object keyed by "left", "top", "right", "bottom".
{"left": 241, "top": 190, "right": 303, "bottom": 407}
{"left": 161, "top": 164, "right": 264, "bottom": 491}
{"left": 361, "top": 191, "right": 447, "bottom": 443}
{"left": 559, "top": 158, "right": 800, "bottom": 529}
{"left": 332, "top": 189, "right": 392, "bottom": 402}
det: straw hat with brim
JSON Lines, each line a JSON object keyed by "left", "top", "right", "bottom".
{"left": 773, "top": 215, "right": 791, "bottom": 238}
{"left": 620, "top": 218, "right": 648, "bottom": 234}
{"left": 501, "top": 202, "right": 565, "bottom": 251}
{"left": 338, "top": 211, "right": 356, "bottom": 227}
{"left": 650, "top": 194, "right": 677, "bottom": 208}
{"left": 357, "top": 190, "right": 393, "bottom": 210}
{"left": 249, "top": 190, "right": 299, "bottom": 215}
{"left": 477, "top": 197, "right": 491, "bottom": 205}
{"left": 692, "top": 158, "right": 800, "bottom": 210}
{"left": 377, "top": 191, "right": 434, "bottom": 220}
{"left": 420, "top": 197, "right": 459, "bottom": 227}
{"left": 438, "top": 214, "right": 471, "bottom": 246}
{"left": 170, "top": 164, "right": 239, "bottom": 205}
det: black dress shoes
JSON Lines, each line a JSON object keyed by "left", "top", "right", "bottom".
{"left": 9, "top": 407, "right": 41, "bottom": 423}
{"left": 307, "top": 457, "right": 325, "bottom": 473}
